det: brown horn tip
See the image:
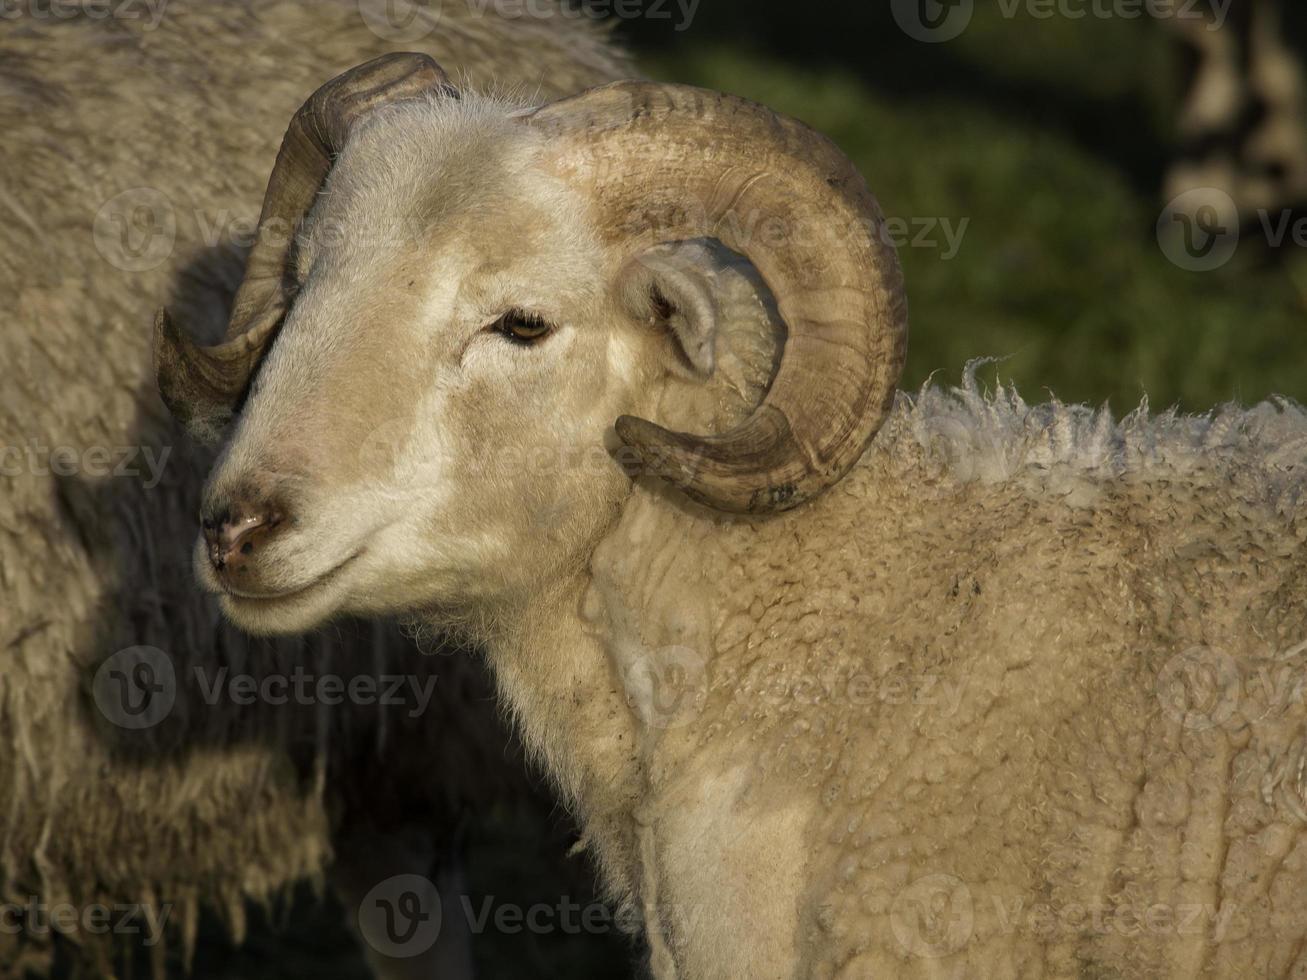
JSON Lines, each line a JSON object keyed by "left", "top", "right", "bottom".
{"left": 616, "top": 405, "right": 828, "bottom": 514}
{"left": 153, "top": 308, "right": 236, "bottom": 445}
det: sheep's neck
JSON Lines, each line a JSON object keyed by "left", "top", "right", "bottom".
{"left": 476, "top": 572, "right": 648, "bottom": 903}
{"left": 482, "top": 490, "right": 728, "bottom": 904}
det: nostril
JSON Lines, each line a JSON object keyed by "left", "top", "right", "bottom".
{"left": 202, "top": 499, "right": 287, "bottom": 573}
{"left": 224, "top": 513, "right": 267, "bottom": 545}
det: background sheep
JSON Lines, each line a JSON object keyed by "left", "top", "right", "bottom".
{"left": 158, "top": 46, "right": 1307, "bottom": 976}
{"left": 1157, "top": 0, "right": 1307, "bottom": 219}
{"left": 0, "top": 3, "right": 632, "bottom": 976}
{"left": 629, "top": 0, "right": 1307, "bottom": 408}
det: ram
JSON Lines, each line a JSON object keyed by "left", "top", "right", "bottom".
{"left": 155, "top": 45, "right": 1307, "bottom": 977}
{"left": 0, "top": 2, "right": 630, "bottom": 976}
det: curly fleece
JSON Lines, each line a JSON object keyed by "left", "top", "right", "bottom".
{"left": 0, "top": 2, "right": 631, "bottom": 974}
{"left": 573, "top": 368, "right": 1307, "bottom": 977}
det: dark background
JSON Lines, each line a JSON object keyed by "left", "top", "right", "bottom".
{"left": 630, "top": 0, "right": 1307, "bottom": 411}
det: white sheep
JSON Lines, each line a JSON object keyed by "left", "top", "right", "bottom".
{"left": 1, "top": 3, "right": 632, "bottom": 976}
{"left": 156, "top": 45, "right": 1307, "bottom": 977}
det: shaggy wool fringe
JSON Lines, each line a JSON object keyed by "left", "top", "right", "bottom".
{"left": 891, "top": 362, "right": 1307, "bottom": 505}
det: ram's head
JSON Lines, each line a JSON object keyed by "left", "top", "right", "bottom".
{"left": 155, "top": 53, "right": 908, "bottom": 634}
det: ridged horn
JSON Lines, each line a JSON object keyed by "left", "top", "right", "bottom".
{"left": 527, "top": 82, "right": 908, "bottom": 514}
{"left": 154, "top": 52, "right": 455, "bottom": 443}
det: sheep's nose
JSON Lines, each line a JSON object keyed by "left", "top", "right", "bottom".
{"left": 202, "top": 500, "right": 284, "bottom": 575}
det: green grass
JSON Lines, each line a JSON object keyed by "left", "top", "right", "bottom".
{"left": 641, "top": 38, "right": 1307, "bottom": 412}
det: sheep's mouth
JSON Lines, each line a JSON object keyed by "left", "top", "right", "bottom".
{"left": 222, "top": 551, "right": 362, "bottom": 603}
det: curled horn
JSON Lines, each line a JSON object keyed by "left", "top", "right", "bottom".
{"left": 526, "top": 82, "right": 908, "bottom": 514}
{"left": 155, "top": 53, "right": 455, "bottom": 443}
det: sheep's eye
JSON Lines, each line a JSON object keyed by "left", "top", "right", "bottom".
{"left": 493, "top": 309, "right": 554, "bottom": 345}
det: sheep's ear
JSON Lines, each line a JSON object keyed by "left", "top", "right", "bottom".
{"left": 617, "top": 243, "right": 719, "bottom": 380}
